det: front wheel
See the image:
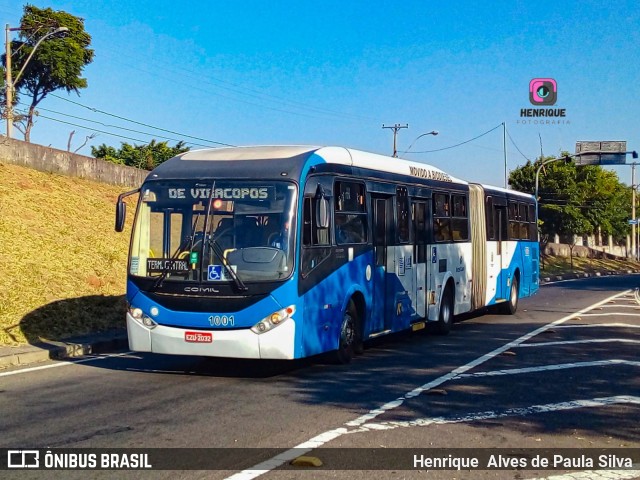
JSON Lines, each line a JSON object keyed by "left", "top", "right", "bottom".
{"left": 332, "top": 301, "right": 360, "bottom": 364}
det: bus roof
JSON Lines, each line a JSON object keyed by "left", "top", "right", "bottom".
{"left": 151, "top": 145, "right": 468, "bottom": 185}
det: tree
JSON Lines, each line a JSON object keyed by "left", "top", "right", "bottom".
{"left": 92, "top": 140, "right": 190, "bottom": 170}
{"left": 1, "top": 5, "right": 94, "bottom": 141}
{"left": 509, "top": 156, "right": 632, "bottom": 246}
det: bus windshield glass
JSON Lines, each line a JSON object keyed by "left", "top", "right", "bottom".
{"left": 129, "top": 181, "right": 297, "bottom": 284}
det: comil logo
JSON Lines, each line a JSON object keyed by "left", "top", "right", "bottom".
{"left": 529, "top": 78, "right": 557, "bottom": 106}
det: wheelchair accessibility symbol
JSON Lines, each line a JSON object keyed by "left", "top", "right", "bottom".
{"left": 208, "top": 265, "right": 223, "bottom": 281}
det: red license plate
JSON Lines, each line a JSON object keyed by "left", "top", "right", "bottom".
{"left": 185, "top": 331, "right": 213, "bottom": 343}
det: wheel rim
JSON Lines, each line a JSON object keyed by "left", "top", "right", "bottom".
{"left": 441, "top": 295, "right": 451, "bottom": 325}
{"left": 341, "top": 312, "right": 355, "bottom": 348}
{"left": 511, "top": 282, "right": 518, "bottom": 307}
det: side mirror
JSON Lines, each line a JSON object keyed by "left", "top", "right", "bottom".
{"left": 114, "top": 188, "right": 140, "bottom": 232}
{"left": 316, "top": 197, "right": 329, "bottom": 229}
{"left": 115, "top": 200, "right": 126, "bottom": 232}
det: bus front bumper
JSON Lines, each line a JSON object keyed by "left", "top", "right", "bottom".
{"left": 126, "top": 313, "right": 296, "bottom": 360}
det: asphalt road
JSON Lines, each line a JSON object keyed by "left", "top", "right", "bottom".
{"left": 2, "top": 275, "right": 640, "bottom": 480}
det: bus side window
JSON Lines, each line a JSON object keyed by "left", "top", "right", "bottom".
{"left": 433, "top": 193, "right": 451, "bottom": 242}
{"left": 451, "top": 194, "right": 468, "bottom": 241}
{"left": 486, "top": 196, "right": 495, "bottom": 240}
{"left": 301, "top": 193, "right": 332, "bottom": 277}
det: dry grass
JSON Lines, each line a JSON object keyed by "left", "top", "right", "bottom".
{"left": 0, "top": 162, "right": 137, "bottom": 346}
{"left": 540, "top": 254, "right": 640, "bottom": 277}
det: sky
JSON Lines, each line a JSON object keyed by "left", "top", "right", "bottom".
{"left": 2, "top": 0, "right": 639, "bottom": 187}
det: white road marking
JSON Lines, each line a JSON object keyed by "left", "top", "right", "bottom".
{"left": 454, "top": 359, "right": 640, "bottom": 378}
{"left": 0, "top": 351, "right": 135, "bottom": 377}
{"left": 347, "top": 395, "right": 640, "bottom": 433}
{"left": 528, "top": 466, "right": 640, "bottom": 480}
{"left": 575, "top": 313, "right": 640, "bottom": 317}
{"left": 555, "top": 323, "right": 640, "bottom": 329}
{"left": 224, "top": 290, "right": 632, "bottom": 480}
{"left": 516, "top": 339, "right": 640, "bottom": 347}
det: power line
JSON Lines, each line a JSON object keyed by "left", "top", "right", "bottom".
{"left": 505, "top": 128, "right": 532, "bottom": 162}
{"left": 405, "top": 124, "right": 503, "bottom": 154}
{"left": 49, "top": 93, "right": 235, "bottom": 147}
{"left": 15, "top": 108, "right": 173, "bottom": 145}
{"left": 33, "top": 105, "right": 213, "bottom": 148}
{"left": 98, "top": 49, "right": 377, "bottom": 123}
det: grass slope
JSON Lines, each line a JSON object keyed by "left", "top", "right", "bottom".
{"left": 0, "top": 162, "right": 136, "bottom": 346}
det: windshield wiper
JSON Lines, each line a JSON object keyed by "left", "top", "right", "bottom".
{"left": 206, "top": 235, "right": 248, "bottom": 292}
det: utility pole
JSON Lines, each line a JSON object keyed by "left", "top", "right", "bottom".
{"left": 382, "top": 123, "right": 408, "bottom": 157}
{"left": 5, "top": 24, "right": 13, "bottom": 138}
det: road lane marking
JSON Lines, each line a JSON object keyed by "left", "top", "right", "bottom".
{"left": 454, "top": 359, "right": 640, "bottom": 378}
{"left": 528, "top": 466, "right": 640, "bottom": 480}
{"left": 555, "top": 323, "right": 640, "bottom": 328}
{"left": 347, "top": 395, "right": 640, "bottom": 433}
{"left": 0, "top": 351, "right": 135, "bottom": 377}
{"left": 224, "top": 290, "right": 632, "bottom": 480}
{"left": 516, "top": 339, "right": 640, "bottom": 347}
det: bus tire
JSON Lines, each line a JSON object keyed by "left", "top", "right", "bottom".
{"left": 501, "top": 277, "right": 519, "bottom": 315}
{"left": 435, "top": 286, "right": 453, "bottom": 335}
{"left": 332, "top": 301, "right": 359, "bottom": 364}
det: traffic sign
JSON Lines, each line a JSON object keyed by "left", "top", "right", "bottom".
{"left": 628, "top": 219, "right": 638, "bottom": 225}
{"left": 575, "top": 141, "right": 628, "bottom": 165}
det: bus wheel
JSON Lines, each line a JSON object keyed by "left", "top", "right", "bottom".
{"left": 501, "top": 277, "right": 519, "bottom": 315}
{"left": 333, "top": 302, "right": 358, "bottom": 364}
{"left": 435, "top": 286, "right": 453, "bottom": 335}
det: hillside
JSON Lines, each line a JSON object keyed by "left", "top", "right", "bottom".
{"left": 0, "top": 162, "right": 136, "bottom": 345}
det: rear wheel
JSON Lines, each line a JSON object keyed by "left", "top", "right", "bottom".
{"left": 501, "top": 277, "right": 519, "bottom": 315}
{"left": 435, "top": 286, "right": 453, "bottom": 335}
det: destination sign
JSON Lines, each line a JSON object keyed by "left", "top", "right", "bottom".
{"left": 146, "top": 259, "right": 190, "bottom": 273}
{"left": 167, "top": 187, "right": 274, "bottom": 201}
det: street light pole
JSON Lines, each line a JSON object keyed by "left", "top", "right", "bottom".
{"left": 403, "top": 130, "right": 439, "bottom": 155}
{"left": 535, "top": 155, "right": 571, "bottom": 224}
{"left": 632, "top": 163, "right": 636, "bottom": 259}
{"left": 4, "top": 25, "right": 68, "bottom": 138}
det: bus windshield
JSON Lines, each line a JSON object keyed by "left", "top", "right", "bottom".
{"left": 129, "top": 180, "right": 297, "bottom": 284}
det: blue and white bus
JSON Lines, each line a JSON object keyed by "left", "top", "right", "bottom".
{"left": 115, "top": 146, "right": 539, "bottom": 363}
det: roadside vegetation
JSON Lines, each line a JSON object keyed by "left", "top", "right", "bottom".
{"left": 0, "top": 162, "right": 135, "bottom": 346}
{"left": 540, "top": 254, "right": 640, "bottom": 277}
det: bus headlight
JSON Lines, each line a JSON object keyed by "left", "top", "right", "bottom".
{"left": 129, "top": 306, "right": 158, "bottom": 329}
{"left": 251, "top": 305, "right": 296, "bottom": 334}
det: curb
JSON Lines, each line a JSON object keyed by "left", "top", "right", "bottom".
{"left": 0, "top": 330, "right": 128, "bottom": 370}
{"left": 540, "top": 269, "right": 640, "bottom": 284}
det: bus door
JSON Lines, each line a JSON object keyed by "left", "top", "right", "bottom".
{"left": 370, "top": 195, "right": 394, "bottom": 334}
{"left": 495, "top": 204, "right": 509, "bottom": 301}
{"left": 412, "top": 200, "right": 429, "bottom": 318}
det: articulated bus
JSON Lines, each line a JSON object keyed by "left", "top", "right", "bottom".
{"left": 115, "top": 146, "right": 539, "bottom": 363}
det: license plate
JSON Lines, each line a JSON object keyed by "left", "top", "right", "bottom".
{"left": 185, "top": 331, "right": 213, "bottom": 343}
